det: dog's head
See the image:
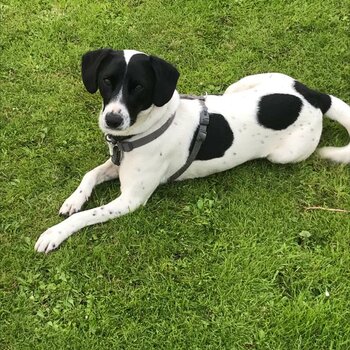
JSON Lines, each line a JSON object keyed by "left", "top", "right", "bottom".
{"left": 81, "top": 49, "right": 180, "bottom": 134}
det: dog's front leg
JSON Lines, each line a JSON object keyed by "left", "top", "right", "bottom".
{"left": 35, "top": 171, "right": 161, "bottom": 253}
{"left": 36, "top": 190, "right": 147, "bottom": 253}
{"left": 59, "top": 159, "right": 119, "bottom": 216}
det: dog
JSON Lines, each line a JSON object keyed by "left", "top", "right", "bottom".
{"left": 35, "top": 49, "right": 350, "bottom": 253}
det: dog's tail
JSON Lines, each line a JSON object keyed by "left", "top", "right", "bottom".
{"left": 318, "top": 95, "right": 350, "bottom": 164}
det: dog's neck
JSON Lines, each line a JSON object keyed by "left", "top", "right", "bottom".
{"left": 104, "top": 91, "right": 180, "bottom": 139}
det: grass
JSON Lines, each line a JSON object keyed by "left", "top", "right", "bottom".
{"left": 1, "top": 0, "right": 350, "bottom": 349}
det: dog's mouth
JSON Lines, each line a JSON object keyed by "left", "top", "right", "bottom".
{"left": 104, "top": 124, "right": 126, "bottom": 132}
{"left": 99, "top": 111, "right": 131, "bottom": 134}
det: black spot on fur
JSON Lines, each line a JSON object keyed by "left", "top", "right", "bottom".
{"left": 192, "top": 113, "right": 234, "bottom": 160}
{"left": 257, "top": 94, "right": 303, "bottom": 130}
{"left": 294, "top": 80, "right": 331, "bottom": 114}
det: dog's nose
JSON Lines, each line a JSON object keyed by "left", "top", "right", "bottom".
{"left": 105, "top": 112, "right": 123, "bottom": 128}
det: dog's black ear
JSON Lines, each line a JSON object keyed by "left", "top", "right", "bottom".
{"left": 81, "top": 49, "right": 113, "bottom": 93}
{"left": 150, "top": 55, "right": 180, "bottom": 107}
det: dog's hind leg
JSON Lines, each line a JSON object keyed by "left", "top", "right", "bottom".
{"left": 267, "top": 127, "right": 322, "bottom": 164}
{"left": 59, "top": 159, "right": 119, "bottom": 217}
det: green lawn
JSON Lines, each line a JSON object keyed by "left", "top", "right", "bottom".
{"left": 1, "top": 0, "right": 350, "bottom": 349}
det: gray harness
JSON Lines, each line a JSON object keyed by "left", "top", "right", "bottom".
{"left": 105, "top": 95, "right": 209, "bottom": 181}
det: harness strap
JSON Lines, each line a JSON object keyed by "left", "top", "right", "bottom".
{"left": 167, "top": 99, "right": 209, "bottom": 182}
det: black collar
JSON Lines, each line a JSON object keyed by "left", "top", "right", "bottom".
{"left": 105, "top": 112, "right": 176, "bottom": 165}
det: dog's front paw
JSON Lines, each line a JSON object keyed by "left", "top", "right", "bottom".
{"left": 59, "top": 190, "right": 88, "bottom": 217}
{"left": 34, "top": 226, "right": 67, "bottom": 253}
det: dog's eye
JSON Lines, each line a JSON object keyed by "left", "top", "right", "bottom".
{"left": 104, "top": 78, "right": 112, "bottom": 86}
{"left": 131, "top": 84, "right": 143, "bottom": 93}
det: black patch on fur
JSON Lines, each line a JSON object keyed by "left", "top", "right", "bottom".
{"left": 121, "top": 54, "right": 157, "bottom": 124}
{"left": 294, "top": 80, "right": 331, "bottom": 114}
{"left": 257, "top": 94, "right": 303, "bottom": 130}
{"left": 149, "top": 55, "right": 180, "bottom": 107}
{"left": 191, "top": 113, "right": 234, "bottom": 160}
{"left": 82, "top": 49, "right": 125, "bottom": 95}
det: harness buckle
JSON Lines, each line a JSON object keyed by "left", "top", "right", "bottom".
{"left": 111, "top": 145, "right": 122, "bottom": 165}
{"left": 201, "top": 113, "right": 210, "bottom": 126}
{"left": 197, "top": 124, "right": 207, "bottom": 142}
{"left": 105, "top": 134, "right": 116, "bottom": 144}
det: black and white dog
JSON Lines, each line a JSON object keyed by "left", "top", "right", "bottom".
{"left": 35, "top": 49, "right": 350, "bottom": 253}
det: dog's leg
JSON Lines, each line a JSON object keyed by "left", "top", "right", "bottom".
{"left": 35, "top": 171, "right": 161, "bottom": 253}
{"left": 267, "top": 124, "right": 322, "bottom": 163}
{"left": 59, "top": 159, "right": 119, "bottom": 216}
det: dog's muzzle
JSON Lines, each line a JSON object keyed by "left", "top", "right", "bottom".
{"left": 105, "top": 112, "right": 124, "bottom": 129}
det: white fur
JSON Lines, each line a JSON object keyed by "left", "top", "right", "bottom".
{"left": 35, "top": 67, "right": 350, "bottom": 253}
{"left": 318, "top": 95, "right": 350, "bottom": 163}
{"left": 123, "top": 49, "right": 142, "bottom": 64}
